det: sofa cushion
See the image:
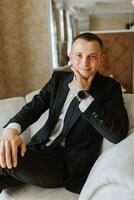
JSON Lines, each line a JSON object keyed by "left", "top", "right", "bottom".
{"left": 81, "top": 184, "right": 134, "bottom": 200}
{"left": 1, "top": 185, "right": 79, "bottom": 200}
{"left": 0, "top": 97, "right": 31, "bottom": 143}
{"left": 101, "top": 93, "right": 134, "bottom": 153}
{"left": 123, "top": 94, "right": 134, "bottom": 130}
{"left": 79, "top": 131, "right": 134, "bottom": 200}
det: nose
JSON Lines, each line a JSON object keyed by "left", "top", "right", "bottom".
{"left": 81, "top": 56, "right": 90, "bottom": 69}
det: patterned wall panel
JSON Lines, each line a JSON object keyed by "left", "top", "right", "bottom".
{"left": 97, "top": 31, "right": 134, "bottom": 93}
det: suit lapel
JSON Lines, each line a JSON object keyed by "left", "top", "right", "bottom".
{"left": 51, "top": 73, "right": 73, "bottom": 128}
{"left": 64, "top": 100, "right": 81, "bottom": 136}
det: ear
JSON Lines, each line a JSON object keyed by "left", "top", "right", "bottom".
{"left": 100, "top": 54, "right": 105, "bottom": 66}
{"left": 69, "top": 51, "right": 73, "bottom": 64}
{"left": 69, "top": 51, "right": 72, "bottom": 60}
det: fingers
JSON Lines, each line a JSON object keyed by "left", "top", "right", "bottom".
{"left": 0, "top": 140, "right": 13, "bottom": 169}
{"left": 20, "top": 142, "right": 26, "bottom": 157}
{"left": 87, "top": 73, "right": 95, "bottom": 82}
{"left": 0, "top": 140, "right": 6, "bottom": 168}
{"left": 71, "top": 66, "right": 81, "bottom": 79}
{"left": 11, "top": 139, "right": 26, "bottom": 168}
{"left": 5, "top": 140, "right": 12, "bottom": 169}
{"left": 0, "top": 139, "right": 15, "bottom": 169}
{"left": 0, "top": 137, "right": 26, "bottom": 169}
{"left": 71, "top": 66, "right": 96, "bottom": 91}
{"left": 11, "top": 140, "right": 18, "bottom": 168}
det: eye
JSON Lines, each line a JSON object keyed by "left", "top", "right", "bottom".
{"left": 76, "top": 54, "right": 82, "bottom": 58}
{"left": 90, "top": 54, "right": 97, "bottom": 59}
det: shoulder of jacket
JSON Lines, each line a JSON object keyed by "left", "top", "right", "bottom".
{"left": 52, "top": 71, "right": 72, "bottom": 81}
{"left": 99, "top": 73, "right": 121, "bottom": 87}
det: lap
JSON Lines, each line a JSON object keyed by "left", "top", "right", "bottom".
{"left": 8, "top": 144, "right": 68, "bottom": 188}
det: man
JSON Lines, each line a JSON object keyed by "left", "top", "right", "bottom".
{"left": 0, "top": 32, "right": 128, "bottom": 194}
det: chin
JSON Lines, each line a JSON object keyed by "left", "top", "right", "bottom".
{"left": 79, "top": 70, "right": 96, "bottom": 79}
{"left": 80, "top": 73, "right": 90, "bottom": 79}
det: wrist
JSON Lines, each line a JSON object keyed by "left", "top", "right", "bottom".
{"left": 3, "top": 128, "right": 19, "bottom": 137}
{"left": 5, "top": 123, "right": 21, "bottom": 134}
{"left": 77, "top": 90, "right": 89, "bottom": 101}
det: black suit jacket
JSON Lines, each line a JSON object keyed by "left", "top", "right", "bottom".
{"left": 5, "top": 71, "right": 129, "bottom": 193}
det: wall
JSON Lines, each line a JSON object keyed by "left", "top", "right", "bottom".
{"left": 96, "top": 31, "right": 134, "bottom": 93}
{"left": 0, "top": 0, "right": 52, "bottom": 99}
{"left": 90, "top": 13, "right": 134, "bottom": 31}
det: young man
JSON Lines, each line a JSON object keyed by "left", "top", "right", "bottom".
{"left": 0, "top": 32, "right": 128, "bottom": 194}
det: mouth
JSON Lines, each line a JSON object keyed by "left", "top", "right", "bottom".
{"left": 77, "top": 67, "right": 92, "bottom": 71}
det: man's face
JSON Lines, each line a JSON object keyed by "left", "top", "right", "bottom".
{"left": 69, "top": 38, "right": 104, "bottom": 79}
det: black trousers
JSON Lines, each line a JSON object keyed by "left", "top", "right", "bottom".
{"left": 0, "top": 144, "right": 68, "bottom": 191}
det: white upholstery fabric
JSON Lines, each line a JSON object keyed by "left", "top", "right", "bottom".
{"left": 0, "top": 97, "right": 31, "bottom": 143}
{"left": 87, "top": 184, "right": 134, "bottom": 200}
{"left": 79, "top": 131, "right": 134, "bottom": 200}
{"left": 25, "top": 89, "right": 49, "bottom": 137}
{"left": 101, "top": 93, "right": 134, "bottom": 153}
{"left": 123, "top": 94, "right": 134, "bottom": 129}
{"left": 1, "top": 185, "right": 78, "bottom": 200}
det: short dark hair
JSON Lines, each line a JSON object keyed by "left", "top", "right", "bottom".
{"left": 72, "top": 32, "right": 103, "bottom": 52}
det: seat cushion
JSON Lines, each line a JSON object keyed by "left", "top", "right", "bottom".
{"left": 0, "top": 185, "right": 79, "bottom": 200}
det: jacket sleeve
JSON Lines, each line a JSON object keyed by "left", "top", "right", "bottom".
{"left": 3, "top": 73, "right": 54, "bottom": 133}
{"left": 82, "top": 81, "right": 129, "bottom": 144}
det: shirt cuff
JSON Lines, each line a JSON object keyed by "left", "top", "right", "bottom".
{"left": 79, "top": 95, "right": 94, "bottom": 113}
{"left": 5, "top": 123, "right": 21, "bottom": 134}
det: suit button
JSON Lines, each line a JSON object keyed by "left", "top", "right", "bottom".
{"left": 92, "top": 112, "right": 96, "bottom": 116}
{"left": 100, "top": 120, "right": 103, "bottom": 123}
{"left": 94, "top": 114, "right": 98, "bottom": 118}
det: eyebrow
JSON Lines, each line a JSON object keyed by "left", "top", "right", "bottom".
{"left": 75, "top": 52, "right": 98, "bottom": 55}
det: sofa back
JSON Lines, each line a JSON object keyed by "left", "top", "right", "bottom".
{"left": 25, "top": 89, "right": 49, "bottom": 137}
{"left": 0, "top": 96, "right": 31, "bottom": 142}
{"left": 101, "top": 93, "right": 134, "bottom": 152}
{"left": 123, "top": 94, "right": 134, "bottom": 130}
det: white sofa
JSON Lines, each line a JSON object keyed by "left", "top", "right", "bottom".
{"left": 0, "top": 90, "right": 134, "bottom": 200}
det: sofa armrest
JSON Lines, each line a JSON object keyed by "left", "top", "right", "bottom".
{"left": 0, "top": 97, "right": 31, "bottom": 144}
{"left": 128, "top": 128, "right": 134, "bottom": 135}
{"left": 79, "top": 131, "right": 134, "bottom": 200}
{"left": 83, "top": 184, "right": 134, "bottom": 200}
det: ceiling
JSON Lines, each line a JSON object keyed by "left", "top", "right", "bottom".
{"left": 53, "top": 0, "right": 134, "bottom": 16}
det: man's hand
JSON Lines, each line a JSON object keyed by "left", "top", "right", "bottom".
{"left": 69, "top": 66, "right": 95, "bottom": 96}
{"left": 0, "top": 128, "right": 26, "bottom": 169}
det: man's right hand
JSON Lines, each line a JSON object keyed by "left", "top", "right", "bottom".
{"left": 0, "top": 128, "right": 26, "bottom": 169}
{"left": 69, "top": 66, "right": 95, "bottom": 96}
